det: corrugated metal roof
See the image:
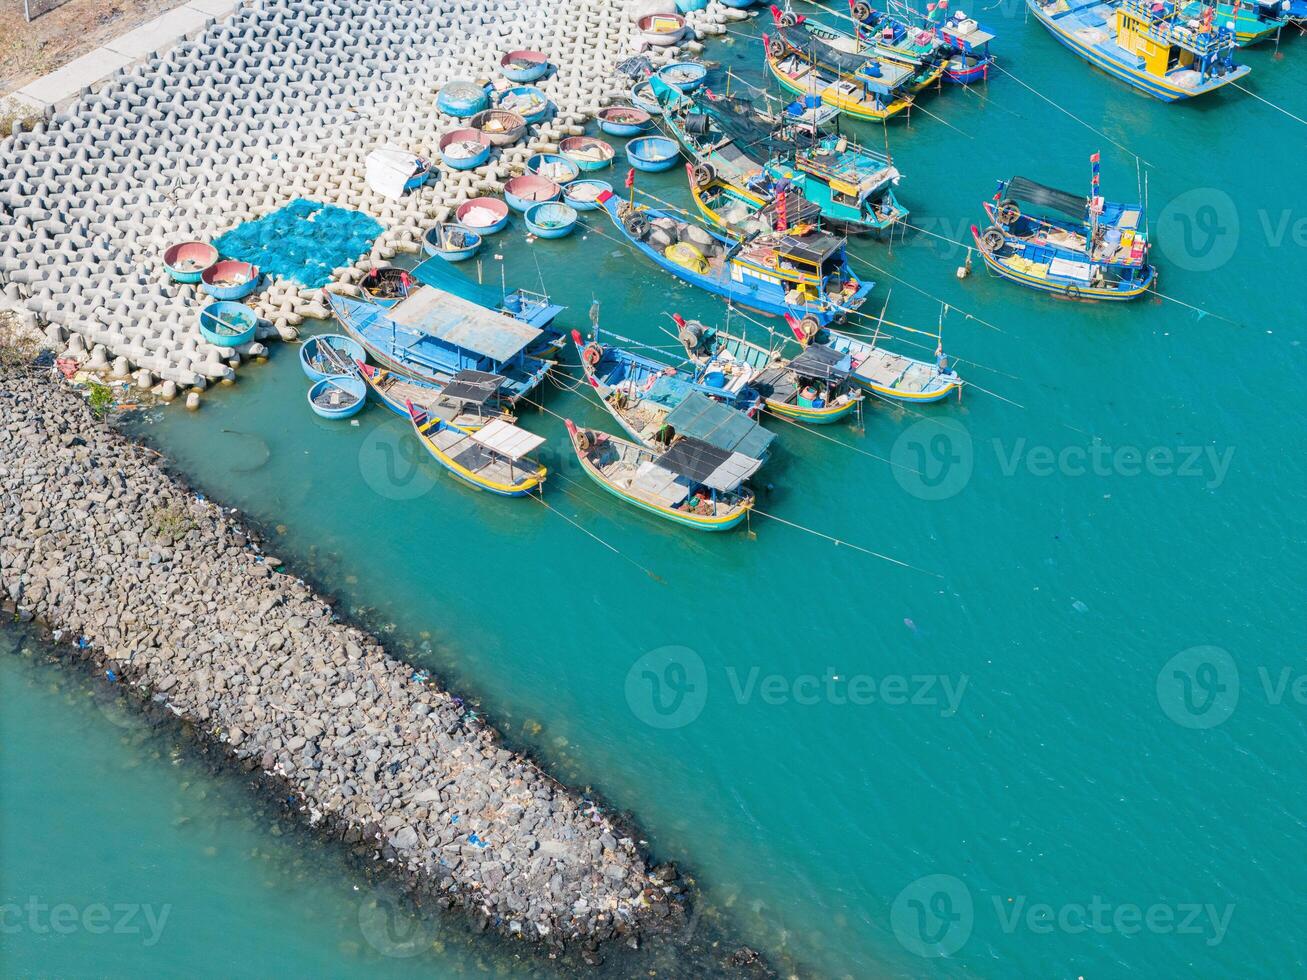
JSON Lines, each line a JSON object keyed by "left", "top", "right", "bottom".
{"left": 664, "top": 391, "right": 775, "bottom": 460}
{"left": 388, "top": 287, "right": 542, "bottom": 363}
{"left": 471, "top": 418, "right": 545, "bottom": 459}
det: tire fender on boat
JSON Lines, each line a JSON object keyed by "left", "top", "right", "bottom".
{"left": 1065, "top": 285, "right": 1081, "bottom": 301}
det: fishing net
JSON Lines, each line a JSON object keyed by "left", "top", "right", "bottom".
{"left": 212, "top": 199, "right": 383, "bottom": 288}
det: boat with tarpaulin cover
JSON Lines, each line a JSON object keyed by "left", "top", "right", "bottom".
{"left": 597, "top": 191, "right": 873, "bottom": 328}
{"left": 358, "top": 362, "right": 516, "bottom": 430}
{"left": 651, "top": 75, "right": 906, "bottom": 235}
{"left": 1026, "top": 0, "right": 1248, "bottom": 100}
{"left": 326, "top": 286, "right": 554, "bottom": 401}
{"left": 407, "top": 409, "right": 547, "bottom": 497}
{"left": 565, "top": 418, "right": 761, "bottom": 531}
{"left": 574, "top": 327, "right": 766, "bottom": 447}
{"left": 971, "top": 168, "right": 1156, "bottom": 301}
{"left": 674, "top": 316, "right": 864, "bottom": 423}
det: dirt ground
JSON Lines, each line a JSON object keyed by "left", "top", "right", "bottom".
{"left": 1, "top": 0, "right": 186, "bottom": 93}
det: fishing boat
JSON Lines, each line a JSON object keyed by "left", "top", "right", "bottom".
{"left": 630, "top": 79, "right": 663, "bottom": 116}
{"left": 200, "top": 259, "right": 260, "bottom": 300}
{"left": 498, "top": 85, "right": 551, "bottom": 122}
{"left": 674, "top": 315, "right": 864, "bottom": 424}
{"left": 563, "top": 179, "right": 613, "bottom": 211}
{"left": 500, "top": 49, "right": 550, "bottom": 82}
{"left": 422, "top": 224, "right": 483, "bottom": 262}
{"left": 1026, "top": 0, "right": 1248, "bottom": 100}
{"left": 163, "top": 241, "right": 217, "bottom": 283}
{"left": 504, "top": 174, "right": 561, "bottom": 212}
{"left": 638, "top": 12, "right": 688, "bottom": 46}
{"left": 573, "top": 327, "right": 767, "bottom": 447}
{"left": 1182, "top": 0, "right": 1289, "bottom": 44}
{"left": 300, "top": 333, "right": 365, "bottom": 382}
{"left": 525, "top": 202, "right": 579, "bottom": 239}
{"left": 652, "top": 76, "right": 907, "bottom": 235}
{"left": 410, "top": 255, "right": 568, "bottom": 358}
{"left": 1290, "top": 0, "right": 1307, "bottom": 24}
{"left": 358, "top": 362, "right": 515, "bottom": 429}
{"left": 438, "top": 129, "right": 492, "bottom": 170}
{"left": 468, "top": 108, "right": 527, "bottom": 146}
{"left": 851, "top": 0, "right": 998, "bottom": 83}
{"left": 625, "top": 136, "right": 681, "bottom": 172}
{"left": 564, "top": 420, "right": 758, "bottom": 532}
{"left": 527, "top": 152, "right": 581, "bottom": 185}
{"left": 199, "top": 301, "right": 258, "bottom": 347}
{"left": 360, "top": 266, "right": 415, "bottom": 307}
{"left": 655, "top": 61, "right": 709, "bottom": 91}
{"left": 787, "top": 314, "right": 963, "bottom": 402}
{"left": 688, "top": 172, "right": 824, "bottom": 240}
{"left": 597, "top": 105, "right": 654, "bottom": 136}
{"left": 326, "top": 286, "right": 554, "bottom": 401}
{"left": 559, "top": 136, "right": 615, "bottom": 172}
{"left": 456, "top": 197, "right": 511, "bottom": 234}
{"left": 308, "top": 374, "right": 367, "bottom": 420}
{"left": 971, "top": 168, "right": 1157, "bottom": 301}
{"left": 762, "top": 11, "right": 938, "bottom": 122}
{"left": 796, "top": 2, "right": 949, "bottom": 85}
{"left": 407, "top": 407, "right": 547, "bottom": 497}
{"left": 598, "top": 190, "right": 874, "bottom": 328}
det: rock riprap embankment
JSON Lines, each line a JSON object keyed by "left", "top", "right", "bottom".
{"left": 0, "top": 372, "right": 673, "bottom": 952}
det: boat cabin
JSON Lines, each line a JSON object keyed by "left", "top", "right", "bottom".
{"left": 1112, "top": 0, "right": 1237, "bottom": 77}
{"left": 734, "top": 227, "right": 854, "bottom": 295}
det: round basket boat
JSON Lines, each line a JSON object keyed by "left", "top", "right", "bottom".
{"left": 456, "top": 196, "right": 511, "bottom": 234}
{"left": 497, "top": 85, "right": 550, "bottom": 123}
{"left": 638, "top": 12, "right": 687, "bottom": 46}
{"left": 422, "top": 224, "right": 483, "bottom": 262}
{"left": 525, "top": 202, "right": 578, "bottom": 239}
{"left": 163, "top": 241, "right": 217, "bottom": 284}
{"left": 199, "top": 301, "right": 258, "bottom": 348}
{"left": 499, "top": 49, "right": 549, "bottom": 82}
{"left": 527, "top": 152, "right": 580, "bottom": 185}
{"left": 469, "top": 109, "right": 526, "bottom": 147}
{"left": 719, "top": 0, "right": 759, "bottom": 8}
{"left": 504, "top": 174, "right": 562, "bottom": 212}
{"left": 308, "top": 374, "right": 367, "bottom": 420}
{"left": 404, "top": 158, "right": 433, "bottom": 191}
{"left": 597, "top": 105, "right": 653, "bottom": 137}
{"left": 626, "top": 136, "right": 680, "bottom": 172}
{"left": 437, "top": 80, "right": 490, "bottom": 118}
{"left": 562, "top": 179, "right": 613, "bottom": 211}
{"left": 656, "top": 61, "right": 708, "bottom": 92}
{"left": 559, "top": 136, "right": 615, "bottom": 172}
{"left": 200, "top": 259, "right": 260, "bottom": 300}
{"left": 438, "top": 129, "right": 492, "bottom": 171}
{"left": 299, "top": 334, "right": 365, "bottom": 382}
{"left": 360, "top": 267, "right": 414, "bottom": 308}
{"left": 630, "top": 80, "right": 663, "bottom": 116}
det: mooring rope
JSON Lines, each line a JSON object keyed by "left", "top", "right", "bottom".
{"left": 750, "top": 507, "right": 943, "bottom": 576}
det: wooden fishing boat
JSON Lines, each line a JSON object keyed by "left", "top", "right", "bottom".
{"left": 1182, "top": 0, "right": 1288, "bottom": 44}
{"left": 408, "top": 407, "right": 546, "bottom": 497}
{"left": 687, "top": 174, "right": 819, "bottom": 239}
{"left": 652, "top": 76, "right": 907, "bottom": 235}
{"left": 163, "top": 241, "right": 217, "bottom": 283}
{"left": 762, "top": 12, "right": 937, "bottom": 123}
{"left": 360, "top": 266, "right": 415, "bottom": 307}
{"left": 565, "top": 420, "right": 757, "bottom": 532}
{"left": 786, "top": 314, "right": 963, "bottom": 403}
{"left": 410, "top": 255, "right": 568, "bottom": 359}
{"left": 199, "top": 301, "right": 258, "bottom": 347}
{"left": 358, "top": 362, "right": 515, "bottom": 429}
{"left": 674, "top": 315, "right": 863, "bottom": 424}
{"left": 850, "top": 0, "right": 999, "bottom": 83}
{"left": 597, "top": 191, "right": 873, "bottom": 328}
{"left": 326, "top": 287, "right": 554, "bottom": 401}
{"left": 1026, "top": 0, "right": 1248, "bottom": 100}
{"left": 798, "top": 3, "right": 949, "bottom": 83}
{"left": 971, "top": 169, "right": 1157, "bottom": 300}
{"left": 573, "top": 327, "right": 768, "bottom": 448}
{"left": 597, "top": 105, "right": 653, "bottom": 136}
{"left": 300, "top": 333, "right": 364, "bottom": 382}
{"left": 200, "top": 259, "right": 260, "bottom": 300}
{"left": 308, "top": 374, "right": 366, "bottom": 420}
{"left": 468, "top": 109, "right": 527, "bottom": 146}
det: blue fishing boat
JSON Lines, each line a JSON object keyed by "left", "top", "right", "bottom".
{"left": 598, "top": 190, "right": 873, "bottom": 328}
{"left": 326, "top": 286, "right": 554, "bottom": 402}
{"left": 307, "top": 374, "right": 366, "bottom": 420}
{"left": 850, "top": 0, "right": 998, "bottom": 83}
{"left": 563, "top": 179, "right": 613, "bottom": 211}
{"left": 500, "top": 49, "right": 549, "bottom": 82}
{"left": 656, "top": 61, "right": 708, "bottom": 91}
{"left": 359, "top": 362, "right": 515, "bottom": 429}
{"left": 1027, "top": 0, "right": 1248, "bottom": 100}
{"left": 673, "top": 315, "right": 864, "bottom": 424}
{"left": 407, "top": 407, "right": 547, "bottom": 497}
{"left": 498, "top": 85, "right": 551, "bottom": 122}
{"left": 1291, "top": 0, "right": 1307, "bottom": 22}
{"left": 300, "top": 333, "right": 364, "bottom": 382}
{"left": 528, "top": 152, "right": 581, "bottom": 185}
{"left": 1182, "top": 0, "right": 1289, "bottom": 44}
{"left": 559, "top": 136, "right": 615, "bottom": 172}
{"left": 651, "top": 76, "right": 907, "bottom": 236}
{"left": 787, "top": 314, "right": 963, "bottom": 403}
{"left": 200, "top": 259, "right": 260, "bottom": 300}
{"left": 504, "top": 174, "right": 561, "bottom": 212}
{"left": 630, "top": 79, "right": 663, "bottom": 116}
{"left": 574, "top": 326, "right": 765, "bottom": 447}
{"left": 564, "top": 419, "right": 758, "bottom": 532}
{"left": 971, "top": 165, "right": 1157, "bottom": 301}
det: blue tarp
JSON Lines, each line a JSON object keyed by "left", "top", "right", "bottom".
{"left": 213, "top": 199, "right": 383, "bottom": 288}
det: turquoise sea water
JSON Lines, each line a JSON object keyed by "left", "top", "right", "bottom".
{"left": 7, "top": 8, "right": 1307, "bottom": 978}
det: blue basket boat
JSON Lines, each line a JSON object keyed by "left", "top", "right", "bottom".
{"left": 307, "top": 374, "right": 367, "bottom": 420}
{"left": 438, "top": 129, "right": 491, "bottom": 171}
{"left": 719, "top": 0, "right": 759, "bottom": 7}
{"left": 437, "top": 80, "right": 490, "bottom": 118}
{"left": 300, "top": 334, "right": 365, "bottom": 382}
{"left": 563, "top": 179, "right": 612, "bottom": 211}
{"left": 525, "top": 202, "right": 578, "bottom": 239}
{"left": 498, "top": 85, "right": 550, "bottom": 123}
{"left": 404, "top": 158, "right": 433, "bottom": 191}
{"left": 162, "top": 241, "right": 217, "bottom": 284}
{"left": 500, "top": 49, "right": 549, "bottom": 82}
{"left": 200, "top": 259, "right": 260, "bottom": 300}
{"left": 656, "top": 61, "right": 708, "bottom": 92}
{"left": 597, "top": 104, "right": 653, "bottom": 137}
{"left": 423, "top": 223, "right": 483, "bottom": 262}
{"left": 504, "top": 174, "right": 561, "bottom": 212}
{"left": 626, "top": 136, "right": 680, "bottom": 172}
{"left": 455, "top": 196, "right": 511, "bottom": 234}
{"left": 630, "top": 80, "right": 663, "bottom": 116}
{"left": 527, "top": 152, "right": 580, "bottom": 185}
{"left": 199, "top": 301, "right": 258, "bottom": 348}
{"left": 559, "top": 136, "right": 615, "bottom": 172}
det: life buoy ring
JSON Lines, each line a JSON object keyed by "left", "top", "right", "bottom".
{"left": 996, "top": 199, "right": 1021, "bottom": 225}
{"left": 582, "top": 343, "right": 602, "bottom": 366}
{"left": 767, "top": 38, "right": 785, "bottom": 58}
{"left": 692, "top": 163, "right": 715, "bottom": 188}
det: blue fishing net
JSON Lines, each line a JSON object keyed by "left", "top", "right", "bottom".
{"left": 213, "top": 199, "right": 383, "bottom": 288}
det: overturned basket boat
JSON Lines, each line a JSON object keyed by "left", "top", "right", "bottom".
{"left": 423, "top": 223, "right": 483, "bottom": 262}
{"left": 199, "top": 301, "right": 258, "bottom": 348}
{"left": 597, "top": 105, "right": 653, "bottom": 136}
{"left": 308, "top": 374, "right": 366, "bottom": 420}
{"left": 163, "top": 241, "right": 217, "bottom": 284}
{"left": 299, "top": 333, "right": 364, "bottom": 382}
{"left": 455, "top": 196, "right": 511, "bottom": 234}
{"left": 468, "top": 109, "right": 526, "bottom": 147}
{"left": 559, "top": 136, "right": 615, "bottom": 172}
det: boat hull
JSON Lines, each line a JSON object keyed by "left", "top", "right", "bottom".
{"left": 971, "top": 229, "right": 1155, "bottom": 301}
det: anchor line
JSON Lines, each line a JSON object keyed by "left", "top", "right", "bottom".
{"left": 750, "top": 507, "right": 943, "bottom": 577}
{"left": 1230, "top": 83, "right": 1307, "bottom": 128}
{"left": 529, "top": 490, "right": 664, "bottom": 583}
